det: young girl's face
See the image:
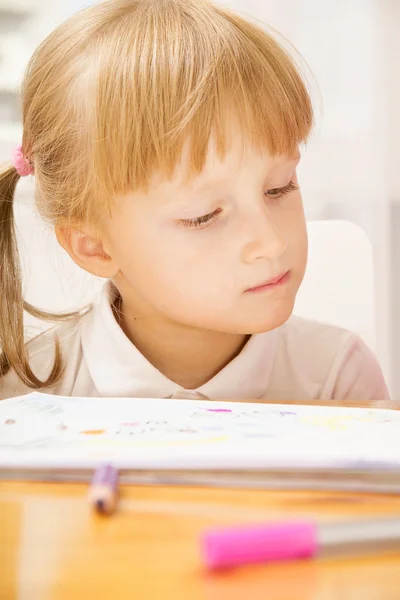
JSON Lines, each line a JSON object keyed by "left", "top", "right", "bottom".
{"left": 106, "top": 134, "right": 307, "bottom": 335}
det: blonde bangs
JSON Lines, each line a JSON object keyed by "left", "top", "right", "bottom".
{"left": 23, "top": 0, "right": 313, "bottom": 223}
{"left": 87, "top": 0, "right": 313, "bottom": 207}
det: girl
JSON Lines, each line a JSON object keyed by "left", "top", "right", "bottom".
{"left": 0, "top": 0, "right": 389, "bottom": 401}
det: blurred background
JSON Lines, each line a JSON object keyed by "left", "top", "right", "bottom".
{"left": 0, "top": 0, "right": 398, "bottom": 394}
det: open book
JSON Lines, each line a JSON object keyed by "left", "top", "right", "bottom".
{"left": 1, "top": 392, "right": 399, "bottom": 493}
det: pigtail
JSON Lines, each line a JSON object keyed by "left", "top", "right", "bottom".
{"left": 0, "top": 163, "right": 64, "bottom": 388}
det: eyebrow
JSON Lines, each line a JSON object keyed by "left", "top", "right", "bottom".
{"left": 191, "top": 153, "right": 301, "bottom": 194}
{"left": 191, "top": 180, "right": 223, "bottom": 194}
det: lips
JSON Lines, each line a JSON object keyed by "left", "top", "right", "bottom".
{"left": 245, "top": 271, "right": 290, "bottom": 293}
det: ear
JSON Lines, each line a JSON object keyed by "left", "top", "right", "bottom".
{"left": 55, "top": 225, "right": 119, "bottom": 278}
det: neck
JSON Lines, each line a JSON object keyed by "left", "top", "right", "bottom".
{"left": 113, "top": 296, "right": 249, "bottom": 390}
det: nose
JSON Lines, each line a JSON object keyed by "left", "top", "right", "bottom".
{"left": 240, "top": 205, "right": 287, "bottom": 264}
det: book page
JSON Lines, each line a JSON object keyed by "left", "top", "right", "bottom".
{"left": 0, "top": 393, "right": 399, "bottom": 471}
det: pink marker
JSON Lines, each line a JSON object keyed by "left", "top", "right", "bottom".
{"left": 202, "top": 518, "right": 400, "bottom": 569}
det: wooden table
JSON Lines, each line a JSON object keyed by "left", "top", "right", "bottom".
{"left": 2, "top": 400, "right": 400, "bottom": 600}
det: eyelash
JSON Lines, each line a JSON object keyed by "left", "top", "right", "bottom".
{"left": 179, "top": 180, "right": 299, "bottom": 229}
{"left": 266, "top": 180, "right": 299, "bottom": 199}
{"left": 178, "top": 208, "right": 222, "bottom": 229}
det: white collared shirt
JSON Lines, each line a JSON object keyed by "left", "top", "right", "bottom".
{"left": 0, "top": 282, "right": 390, "bottom": 401}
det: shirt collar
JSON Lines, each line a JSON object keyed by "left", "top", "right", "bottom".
{"left": 81, "top": 281, "right": 277, "bottom": 399}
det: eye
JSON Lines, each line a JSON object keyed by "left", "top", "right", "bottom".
{"left": 178, "top": 208, "right": 222, "bottom": 229}
{"left": 266, "top": 180, "right": 299, "bottom": 200}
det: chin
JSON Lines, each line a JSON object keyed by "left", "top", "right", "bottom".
{"left": 229, "top": 300, "right": 295, "bottom": 335}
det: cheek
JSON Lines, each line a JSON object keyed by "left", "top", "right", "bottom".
{"left": 112, "top": 221, "right": 221, "bottom": 295}
{"left": 292, "top": 215, "right": 308, "bottom": 282}
{"left": 285, "top": 197, "right": 307, "bottom": 251}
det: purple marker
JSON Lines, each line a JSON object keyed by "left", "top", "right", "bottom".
{"left": 89, "top": 464, "right": 119, "bottom": 515}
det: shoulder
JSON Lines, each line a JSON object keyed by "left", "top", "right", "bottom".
{"left": 278, "top": 315, "right": 355, "bottom": 349}
{"left": 275, "top": 315, "right": 359, "bottom": 374}
{"left": 0, "top": 315, "right": 85, "bottom": 400}
{"left": 26, "top": 316, "right": 84, "bottom": 358}
{"left": 273, "top": 316, "right": 390, "bottom": 401}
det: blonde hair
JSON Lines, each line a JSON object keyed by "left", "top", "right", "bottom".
{"left": 0, "top": 0, "right": 313, "bottom": 389}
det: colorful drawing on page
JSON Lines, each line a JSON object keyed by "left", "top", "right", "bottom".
{"left": 1, "top": 393, "right": 400, "bottom": 456}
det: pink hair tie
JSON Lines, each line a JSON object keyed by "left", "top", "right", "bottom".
{"left": 11, "top": 145, "right": 34, "bottom": 177}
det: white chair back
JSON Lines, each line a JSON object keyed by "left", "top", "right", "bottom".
{"left": 294, "top": 220, "right": 375, "bottom": 350}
